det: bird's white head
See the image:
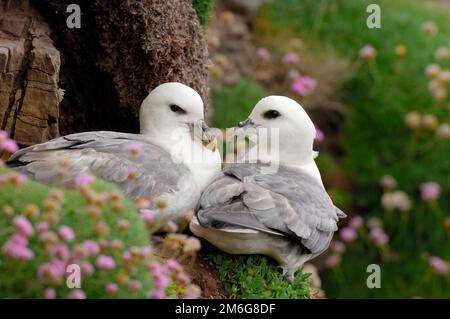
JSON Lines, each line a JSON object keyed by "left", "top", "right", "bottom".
{"left": 140, "top": 82, "right": 205, "bottom": 138}
{"left": 239, "top": 95, "right": 317, "bottom": 164}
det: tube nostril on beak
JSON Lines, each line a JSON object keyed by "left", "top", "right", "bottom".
{"left": 238, "top": 118, "right": 254, "bottom": 128}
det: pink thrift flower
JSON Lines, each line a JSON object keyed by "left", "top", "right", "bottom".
{"left": 315, "top": 127, "right": 325, "bottom": 142}
{"left": 1, "top": 139, "right": 19, "bottom": 153}
{"left": 80, "top": 262, "right": 95, "bottom": 276}
{"left": 96, "top": 255, "right": 116, "bottom": 270}
{"left": 325, "top": 254, "right": 341, "bottom": 269}
{"left": 148, "top": 262, "right": 164, "bottom": 277}
{"left": 0, "top": 130, "right": 7, "bottom": 142}
{"left": 44, "top": 288, "right": 56, "bottom": 299}
{"left": 166, "top": 259, "right": 180, "bottom": 272}
{"left": 164, "top": 221, "right": 178, "bottom": 233}
{"left": 129, "top": 144, "right": 141, "bottom": 155}
{"left": 153, "top": 274, "right": 170, "bottom": 290}
{"left": 58, "top": 226, "right": 75, "bottom": 242}
{"left": 150, "top": 290, "right": 166, "bottom": 299}
{"left": 349, "top": 215, "right": 364, "bottom": 229}
{"left": 122, "top": 251, "right": 132, "bottom": 263}
{"left": 420, "top": 182, "right": 441, "bottom": 201}
{"left": 282, "top": 52, "right": 300, "bottom": 65}
{"left": 83, "top": 240, "right": 100, "bottom": 256}
{"left": 288, "top": 69, "right": 301, "bottom": 80}
{"left": 37, "top": 222, "right": 50, "bottom": 233}
{"left": 429, "top": 256, "right": 449, "bottom": 276}
{"left": 290, "top": 76, "right": 317, "bottom": 96}
{"left": 68, "top": 289, "right": 86, "bottom": 299}
{"left": 38, "top": 260, "right": 65, "bottom": 281}
{"left": 340, "top": 227, "right": 357, "bottom": 242}
{"left": 13, "top": 216, "right": 34, "bottom": 237}
{"left": 129, "top": 280, "right": 143, "bottom": 292}
{"left": 105, "top": 283, "right": 119, "bottom": 294}
{"left": 3, "top": 243, "right": 34, "bottom": 260}
{"left": 140, "top": 209, "right": 155, "bottom": 225}
{"left": 50, "top": 244, "right": 70, "bottom": 260}
{"left": 369, "top": 228, "right": 389, "bottom": 247}
{"left": 73, "top": 174, "right": 94, "bottom": 188}
{"left": 10, "top": 233, "right": 28, "bottom": 246}
{"left": 330, "top": 241, "right": 346, "bottom": 254}
{"left": 117, "top": 219, "right": 130, "bottom": 231}
{"left": 256, "top": 47, "right": 271, "bottom": 61}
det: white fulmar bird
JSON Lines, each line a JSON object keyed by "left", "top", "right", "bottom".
{"left": 8, "top": 82, "right": 222, "bottom": 224}
{"left": 190, "top": 96, "right": 345, "bottom": 278}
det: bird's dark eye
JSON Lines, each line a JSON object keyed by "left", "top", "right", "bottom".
{"left": 263, "top": 110, "right": 281, "bottom": 119}
{"left": 169, "top": 104, "right": 186, "bottom": 114}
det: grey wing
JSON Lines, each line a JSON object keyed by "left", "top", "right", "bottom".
{"left": 197, "top": 163, "right": 345, "bottom": 254}
{"left": 7, "top": 131, "right": 188, "bottom": 200}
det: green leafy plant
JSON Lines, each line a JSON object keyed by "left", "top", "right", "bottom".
{"left": 210, "top": 254, "right": 310, "bottom": 299}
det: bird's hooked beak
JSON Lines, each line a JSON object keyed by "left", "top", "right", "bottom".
{"left": 234, "top": 118, "right": 257, "bottom": 137}
{"left": 190, "top": 120, "right": 218, "bottom": 152}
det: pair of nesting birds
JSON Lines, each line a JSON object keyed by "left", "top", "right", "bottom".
{"left": 7, "top": 82, "right": 345, "bottom": 277}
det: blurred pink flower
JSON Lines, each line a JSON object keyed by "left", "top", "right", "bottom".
{"left": 82, "top": 240, "right": 100, "bottom": 256}
{"left": 256, "top": 47, "right": 271, "bottom": 61}
{"left": 13, "top": 216, "right": 34, "bottom": 237}
{"left": 315, "top": 127, "right": 325, "bottom": 142}
{"left": 420, "top": 182, "right": 441, "bottom": 201}
{"left": 129, "top": 280, "right": 143, "bottom": 292}
{"left": 349, "top": 215, "right": 364, "bottom": 229}
{"left": 80, "top": 262, "right": 95, "bottom": 276}
{"left": 282, "top": 52, "right": 300, "bottom": 65}
{"left": 359, "top": 45, "right": 376, "bottom": 61}
{"left": 9, "top": 233, "right": 28, "bottom": 246}
{"left": 37, "top": 222, "right": 50, "bottom": 233}
{"left": 129, "top": 143, "right": 141, "bottom": 155}
{"left": 38, "top": 260, "right": 65, "bottom": 282}
{"left": 68, "top": 289, "right": 86, "bottom": 299}
{"left": 96, "top": 255, "right": 116, "bottom": 270}
{"left": 369, "top": 228, "right": 389, "bottom": 247}
{"left": 50, "top": 244, "right": 70, "bottom": 260}
{"left": 288, "top": 69, "right": 301, "bottom": 80}
{"left": 44, "top": 288, "right": 56, "bottom": 299}
{"left": 1, "top": 139, "right": 19, "bottom": 153}
{"left": 290, "top": 76, "right": 317, "bottom": 96}
{"left": 73, "top": 174, "right": 94, "bottom": 188}
{"left": 122, "top": 251, "right": 132, "bottom": 263}
{"left": 325, "top": 254, "right": 341, "bottom": 269}
{"left": 117, "top": 219, "right": 130, "bottom": 231}
{"left": 429, "top": 256, "right": 449, "bottom": 276}
{"left": 164, "top": 221, "right": 179, "bottom": 233}
{"left": 330, "top": 241, "right": 346, "bottom": 254}
{"left": 340, "top": 227, "right": 357, "bottom": 242}
{"left": 58, "top": 226, "right": 75, "bottom": 242}
{"left": 105, "top": 283, "right": 119, "bottom": 294}
{"left": 150, "top": 289, "right": 166, "bottom": 299}
{"left": 140, "top": 209, "right": 155, "bottom": 226}
{"left": 166, "top": 259, "right": 181, "bottom": 272}
{"left": 379, "top": 175, "right": 397, "bottom": 189}
{"left": 3, "top": 242, "right": 34, "bottom": 260}
{"left": 153, "top": 274, "right": 170, "bottom": 290}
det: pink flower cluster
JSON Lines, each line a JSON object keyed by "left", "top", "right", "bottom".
{"left": 419, "top": 182, "right": 441, "bottom": 201}
{"left": 0, "top": 130, "right": 19, "bottom": 154}
{"left": 290, "top": 76, "right": 318, "bottom": 97}
{"left": 2, "top": 216, "right": 35, "bottom": 260}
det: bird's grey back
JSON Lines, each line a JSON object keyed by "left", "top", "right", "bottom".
{"left": 7, "top": 131, "right": 189, "bottom": 200}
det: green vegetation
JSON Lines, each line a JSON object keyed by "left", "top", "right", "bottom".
{"left": 192, "top": 0, "right": 215, "bottom": 26}
{"left": 212, "top": 78, "right": 267, "bottom": 128}
{"left": 210, "top": 254, "right": 310, "bottom": 298}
